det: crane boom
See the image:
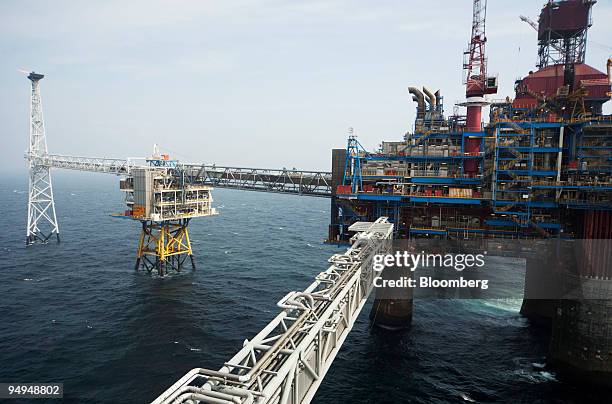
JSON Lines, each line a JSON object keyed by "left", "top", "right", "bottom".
{"left": 519, "top": 15, "right": 538, "bottom": 31}
{"left": 519, "top": 15, "right": 565, "bottom": 55}
{"left": 463, "top": 0, "right": 496, "bottom": 97}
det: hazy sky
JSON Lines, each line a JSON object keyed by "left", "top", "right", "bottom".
{"left": 1, "top": 0, "right": 611, "bottom": 174}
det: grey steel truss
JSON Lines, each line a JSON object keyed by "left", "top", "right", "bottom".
{"left": 32, "top": 156, "right": 332, "bottom": 197}
{"left": 151, "top": 218, "right": 393, "bottom": 404}
{"left": 179, "top": 164, "right": 332, "bottom": 197}
{"left": 25, "top": 72, "right": 60, "bottom": 244}
{"left": 38, "top": 154, "right": 136, "bottom": 175}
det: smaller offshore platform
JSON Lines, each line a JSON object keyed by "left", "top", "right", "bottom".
{"left": 21, "top": 70, "right": 330, "bottom": 278}
{"left": 117, "top": 145, "right": 217, "bottom": 276}
{"left": 22, "top": 68, "right": 218, "bottom": 275}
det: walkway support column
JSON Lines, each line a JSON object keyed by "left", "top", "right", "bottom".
{"left": 370, "top": 244, "right": 413, "bottom": 329}
{"left": 327, "top": 148, "right": 346, "bottom": 243}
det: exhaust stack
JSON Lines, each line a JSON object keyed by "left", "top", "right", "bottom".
{"left": 408, "top": 87, "right": 425, "bottom": 120}
{"left": 422, "top": 86, "right": 437, "bottom": 110}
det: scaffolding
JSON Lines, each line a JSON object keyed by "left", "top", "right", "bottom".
{"left": 334, "top": 104, "right": 612, "bottom": 240}
{"left": 135, "top": 219, "right": 195, "bottom": 276}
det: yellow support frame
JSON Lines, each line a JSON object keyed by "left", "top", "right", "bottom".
{"left": 135, "top": 218, "right": 195, "bottom": 276}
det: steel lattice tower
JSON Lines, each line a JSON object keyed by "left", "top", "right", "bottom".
{"left": 535, "top": 0, "right": 596, "bottom": 90}
{"left": 25, "top": 72, "right": 60, "bottom": 245}
{"left": 536, "top": 0, "right": 595, "bottom": 69}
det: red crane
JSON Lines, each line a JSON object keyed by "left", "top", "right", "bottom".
{"left": 464, "top": 0, "right": 491, "bottom": 98}
{"left": 462, "top": 0, "right": 497, "bottom": 174}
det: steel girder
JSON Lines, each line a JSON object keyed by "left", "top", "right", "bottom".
{"left": 26, "top": 155, "right": 332, "bottom": 198}
{"left": 29, "top": 153, "right": 136, "bottom": 175}
{"left": 180, "top": 164, "right": 332, "bottom": 197}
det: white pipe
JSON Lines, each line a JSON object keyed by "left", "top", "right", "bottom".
{"left": 557, "top": 126, "right": 564, "bottom": 184}
{"left": 158, "top": 371, "right": 252, "bottom": 404}
{"left": 216, "top": 387, "right": 254, "bottom": 404}
{"left": 556, "top": 126, "right": 564, "bottom": 200}
{"left": 152, "top": 368, "right": 204, "bottom": 404}
{"left": 172, "top": 392, "right": 232, "bottom": 404}
{"left": 172, "top": 387, "right": 241, "bottom": 404}
{"left": 277, "top": 292, "right": 314, "bottom": 311}
{"left": 168, "top": 385, "right": 254, "bottom": 404}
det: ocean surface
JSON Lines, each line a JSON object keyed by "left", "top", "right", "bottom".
{"left": 0, "top": 173, "right": 608, "bottom": 403}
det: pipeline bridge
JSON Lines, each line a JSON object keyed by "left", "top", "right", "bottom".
{"left": 30, "top": 153, "right": 333, "bottom": 197}
{"left": 152, "top": 219, "right": 393, "bottom": 404}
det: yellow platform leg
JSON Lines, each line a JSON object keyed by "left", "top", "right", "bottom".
{"left": 135, "top": 219, "right": 195, "bottom": 276}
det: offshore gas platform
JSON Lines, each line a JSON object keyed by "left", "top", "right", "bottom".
{"left": 20, "top": 0, "right": 612, "bottom": 401}
{"left": 117, "top": 147, "right": 218, "bottom": 275}
{"left": 325, "top": 0, "right": 612, "bottom": 388}
{"left": 25, "top": 72, "right": 217, "bottom": 275}
{"left": 328, "top": 0, "right": 611, "bottom": 242}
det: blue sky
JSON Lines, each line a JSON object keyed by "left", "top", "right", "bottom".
{"left": 1, "top": 0, "right": 611, "bottom": 174}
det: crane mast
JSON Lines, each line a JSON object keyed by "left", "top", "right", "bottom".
{"left": 463, "top": 0, "right": 489, "bottom": 97}
{"left": 460, "top": 0, "right": 497, "bottom": 177}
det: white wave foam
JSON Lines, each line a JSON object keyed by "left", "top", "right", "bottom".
{"left": 539, "top": 371, "right": 557, "bottom": 382}
{"left": 482, "top": 299, "right": 522, "bottom": 313}
{"left": 459, "top": 393, "right": 476, "bottom": 402}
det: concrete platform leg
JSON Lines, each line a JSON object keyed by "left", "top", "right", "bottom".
{"left": 520, "top": 256, "right": 558, "bottom": 326}
{"left": 549, "top": 238, "right": 612, "bottom": 387}
{"left": 549, "top": 292, "right": 612, "bottom": 387}
{"left": 370, "top": 264, "right": 413, "bottom": 330}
